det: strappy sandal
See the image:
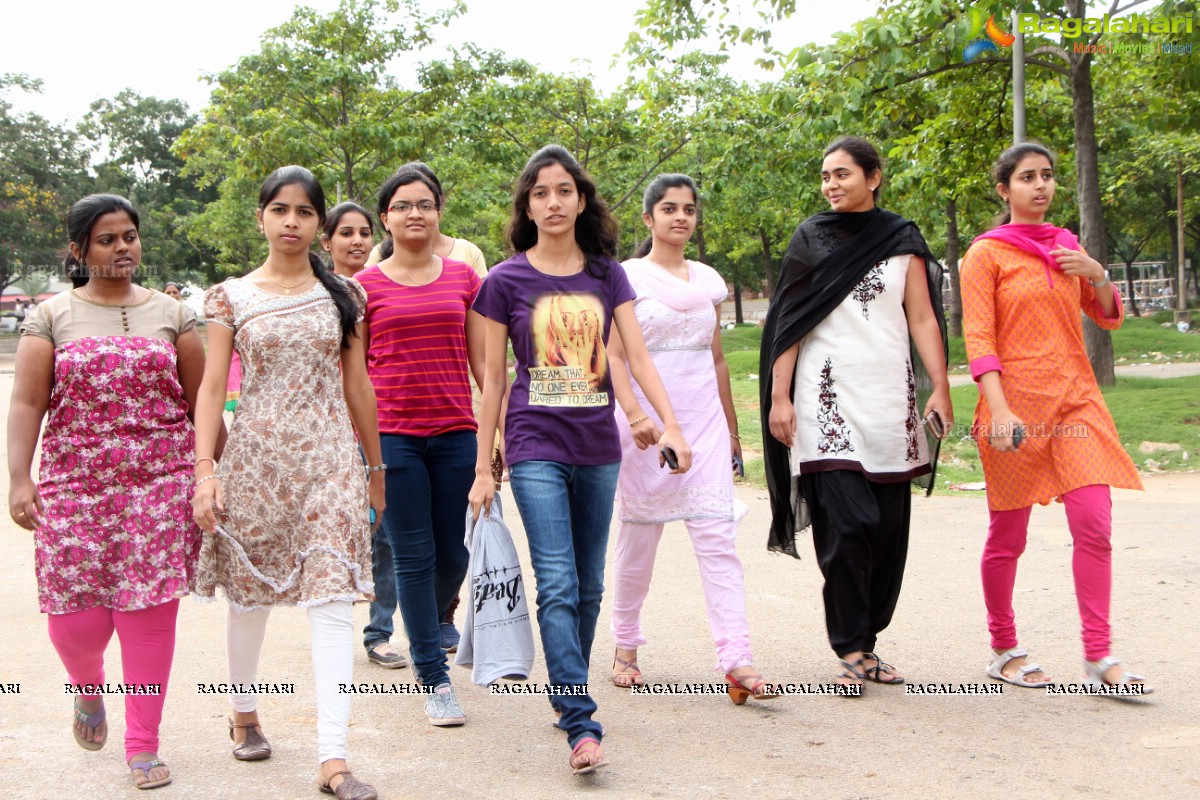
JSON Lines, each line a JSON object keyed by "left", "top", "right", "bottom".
{"left": 862, "top": 652, "right": 905, "bottom": 685}
{"left": 72, "top": 698, "right": 106, "bottom": 751}
{"left": 229, "top": 717, "right": 272, "bottom": 761}
{"left": 318, "top": 770, "right": 379, "bottom": 800}
{"left": 835, "top": 658, "right": 866, "bottom": 697}
{"left": 986, "top": 647, "right": 1052, "bottom": 688}
{"left": 129, "top": 756, "right": 172, "bottom": 790}
{"left": 725, "top": 670, "right": 781, "bottom": 705}
{"left": 570, "top": 736, "right": 609, "bottom": 775}
{"left": 611, "top": 649, "right": 645, "bottom": 688}
{"left": 1084, "top": 656, "right": 1154, "bottom": 696}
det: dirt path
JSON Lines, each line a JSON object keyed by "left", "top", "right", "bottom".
{"left": 0, "top": 374, "right": 1196, "bottom": 799}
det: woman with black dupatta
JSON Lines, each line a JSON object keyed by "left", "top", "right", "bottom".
{"left": 761, "top": 137, "right": 951, "bottom": 692}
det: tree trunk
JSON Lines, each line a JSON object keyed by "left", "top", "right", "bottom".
{"left": 1068, "top": 0, "right": 1115, "bottom": 385}
{"left": 945, "top": 197, "right": 963, "bottom": 337}
{"left": 733, "top": 278, "right": 744, "bottom": 324}
{"left": 760, "top": 226, "right": 776, "bottom": 299}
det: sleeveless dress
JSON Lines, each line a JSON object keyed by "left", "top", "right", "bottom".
{"left": 20, "top": 290, "right": 200, "bottom": 614}
{"left": 193, "top": 276, "right": 372, "bottom": 610}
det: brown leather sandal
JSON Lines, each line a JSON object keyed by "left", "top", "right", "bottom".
{"left": 229, "top": 718, "right": 272, "bottom": 761}
{"left": 318, "top": 770, "right": 379, "bottom": 800}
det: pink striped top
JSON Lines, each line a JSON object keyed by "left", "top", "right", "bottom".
{"left": 356, "top": 259, "right": 481, "bottom": 436}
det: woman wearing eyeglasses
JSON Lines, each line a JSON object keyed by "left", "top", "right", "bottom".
{"left": 354, "top": 166, "right": 485, "bottom": 726}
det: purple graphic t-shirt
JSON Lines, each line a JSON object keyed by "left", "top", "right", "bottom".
{"left": 472, "top": 252, "right": 635, "bottom": 466}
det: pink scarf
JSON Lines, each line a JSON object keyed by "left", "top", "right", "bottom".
{"left": 622, "top": 257, "right": 727, "bottom": 312}
{"left": 972, "top": 223, "right": 1080, "bottom": 287}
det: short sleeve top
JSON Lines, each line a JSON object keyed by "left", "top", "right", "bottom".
{"left": 20, "top": 289, "right": 197, "bottom": 346}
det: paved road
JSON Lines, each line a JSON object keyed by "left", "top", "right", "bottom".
{"left": 0, "top": 372, "right": 1196, "bottom": 799}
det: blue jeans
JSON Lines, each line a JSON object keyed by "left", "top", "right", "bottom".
{"left": 362, "top": 522, "right": 398, "bottom": 650}
{"left": 381, "top": 431, "right": 475, "bottom": 688}
{"left": 509, "top": 460, "right": 620, "bottom": 747}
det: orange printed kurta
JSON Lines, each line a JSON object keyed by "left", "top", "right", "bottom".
{"left": 961, "top": 238, "right": 1142, "bottom": 511}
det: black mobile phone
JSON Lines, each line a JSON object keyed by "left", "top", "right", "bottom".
{"left": 732, "top": 453, "right": 745, "bottom": 478}
{"left": 1011, "top": 424, "right": 1026, "bottom": 449}
{"left": 660, "top": 446, "right": 679, "bottom": 470}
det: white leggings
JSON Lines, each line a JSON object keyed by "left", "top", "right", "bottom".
{"left": 227, "top": 601, "right": 355, "bottom": 763}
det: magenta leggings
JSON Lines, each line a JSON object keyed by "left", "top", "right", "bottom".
{"left": 981, "top": 484, "right": 1112, "bottom": 661}
{"left": 47, "top": 600, "right": 179, "bottom": 760}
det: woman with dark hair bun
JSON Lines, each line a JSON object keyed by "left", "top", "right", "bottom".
{"left": 355, "top": 165, "right": 484, "bottom": 726}
{"left": 369, "top": 162, "right": 488, "bottom": 278}
{"left": 8, "top": 193, "right": 209, "bottom": 789}
{"left": 191, "top": 166, "right": 385, "bottom": 799}
{"left": 762, "top": 137, "right": 951, "bottom": 692}
{"left": 469, "top": 145, "right": 691, "bottom": 774}
{"left": 606, "top": 173, "right": 777, "bottom": 703}
{"left": 962, "top": 142, "right": 1149, "bottom": 693}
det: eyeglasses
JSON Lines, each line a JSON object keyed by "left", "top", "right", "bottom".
{"left": 388, "top": 201, "right": 437, "bottom": 214}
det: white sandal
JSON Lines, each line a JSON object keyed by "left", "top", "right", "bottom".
{"left": 986, "top": 647, "right": 1052, "bottom": 688}
{"left": 1084, "top": 656, "right": 1154, "bottom": 695}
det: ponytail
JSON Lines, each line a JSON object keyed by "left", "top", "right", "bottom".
{"left": 311, "top": 253, "right": 359, "bottom": 349}
{"left": 631, "top": 236, "right": 653, "bottom": 260}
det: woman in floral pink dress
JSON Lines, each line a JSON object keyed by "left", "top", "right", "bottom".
{"left": 7, "top": 194, "right": 208, "bottom": 790}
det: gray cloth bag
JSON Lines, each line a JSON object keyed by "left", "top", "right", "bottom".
{"left": 454, "top": 494, "right": 535, "bottom": 685}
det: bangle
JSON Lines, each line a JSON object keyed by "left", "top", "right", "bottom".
{"left": 195, "top": 475, "right": 221, "bottom": 488}
{"left": 365, "top": 464, "right": 387, "bottom": 475}
{"left": 729, "top": 433, "right": 740, "bottom": 440}
{"left": 195, "top": 457, "right": 217, "bottom": 470}
{"left": 627, "top": 415, "right": 649, "bottom": 427}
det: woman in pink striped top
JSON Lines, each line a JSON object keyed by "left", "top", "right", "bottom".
{"left": 354, "top": 166, "right": 485, "bottom": 727}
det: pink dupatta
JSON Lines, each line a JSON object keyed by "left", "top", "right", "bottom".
{"left": 972, "top": 223, "right": 1080, "bottom": 287}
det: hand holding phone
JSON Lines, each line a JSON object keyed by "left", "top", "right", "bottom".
{"left": 732, "top": 453, "right": 745, "bottom": 478}
{"left": 660, "top": 446, "right": 679, "bottom": 470}
{"left": 921, "top": 410, "right": 945, "bottom": 439}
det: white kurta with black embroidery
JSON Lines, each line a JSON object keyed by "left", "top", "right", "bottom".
{"left": 788, "top": 254, "right": 929, "bottom": 482}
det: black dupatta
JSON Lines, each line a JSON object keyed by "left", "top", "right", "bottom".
{"left": 759, "top": 208, "right": 947, "bottom": 558}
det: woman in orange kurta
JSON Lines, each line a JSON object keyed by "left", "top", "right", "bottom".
{"left": 961, "top": 142, "right": 1150, "bottom": 695}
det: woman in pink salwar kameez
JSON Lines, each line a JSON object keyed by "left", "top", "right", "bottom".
{"left": 607, "top": 174, "right": 777, "bottom": 704}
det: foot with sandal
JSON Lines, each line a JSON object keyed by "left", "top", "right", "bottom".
{"left": 72, "top": 697, "right": 107, "bottom": 751}
{"left": 228, "top": 711, "right": 272, "bottom": 761}
{"left": 611, "top": 647, "right": 645, "bottom": 688}
{"left": 569, "top": 736, "right": 609, "bottom": 775}
{"left": 725, "top": 665, "right": 781, "bottom": 705}
{"left": 128, "top": 752, "right": 171, "bottom": 790}
{"left": 318, "top": 759, "right": 378, "bottom": 800}
{"left": 834, "top": 650, "right": 905, "bottom": 695}
{"left": 986, "top": 647, "right": 1052, "bottom": 688}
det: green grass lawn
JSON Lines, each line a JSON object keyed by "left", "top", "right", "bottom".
{"left": 722, "top": 323, "right": 1200, "bottom": 491}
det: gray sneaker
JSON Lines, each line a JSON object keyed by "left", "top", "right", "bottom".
{"left": 366, "top": 642, "right": 408, "bottom": 669}
{"left": 425, "top": 683, "right": 466, "bottom": 727}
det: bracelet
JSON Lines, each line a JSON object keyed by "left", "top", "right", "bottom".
{"left": 627, "top": 415, "right": 649, "bottom": 427}
{"left": 365, "top": 464, "right": 387, "bottom": 475}
{"left": 729, "top": 433, "right": 741, "bottom": 440}
{"left": 195, "top": 457, "right": 217, "bottom": 470}
{"left": 195, "top": 475, "right": 221, "bottom": 488}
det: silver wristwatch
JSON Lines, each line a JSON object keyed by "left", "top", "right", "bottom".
{"left": 1089, "top": 270, "right": 1110, "bottom": 288}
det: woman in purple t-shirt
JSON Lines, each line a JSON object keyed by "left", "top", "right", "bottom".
{"left": 469, "top": 145, "right": 691, "bottom": 774}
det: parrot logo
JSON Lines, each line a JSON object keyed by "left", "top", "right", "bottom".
{"left": 963, "top": 7, "right": 1016, "bottom": 62}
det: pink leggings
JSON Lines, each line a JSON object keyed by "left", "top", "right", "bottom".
{"left": 981, "top": 484, "right": 1112, "bottom": 661}
{"left": 611, "top": 517, "right": 752, "bottom": 673}
{"left": 47, "top": 600, "right": 179, "bottom": 760}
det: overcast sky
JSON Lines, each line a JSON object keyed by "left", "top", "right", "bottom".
{"left": 2, "top": 0, "right": 877, "bottom": 125}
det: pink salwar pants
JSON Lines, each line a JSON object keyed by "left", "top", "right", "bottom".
{"left": 611, "top": 517, "right": 753, "bottom": 672}
{"left": 981, "top": 484, "right": 1113, "bottom": 661}
{"left": 47, "top": 599, "right": 179, "bottom": 760}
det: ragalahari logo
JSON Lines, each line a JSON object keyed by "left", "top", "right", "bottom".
{"left": 963, "top": 8, "right": 1016, "bottom": 62}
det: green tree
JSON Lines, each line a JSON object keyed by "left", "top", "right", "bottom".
{"left": 0, "top": 74, "right": 91, "bottom": 291}
{"left": 82, "top": 90, "right": 219, "bottom": 284}
{"left": 175, "top": 0, "right": 462, "bottom": 274}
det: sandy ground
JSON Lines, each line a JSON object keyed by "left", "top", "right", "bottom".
{"left": 0, "top": 372, "right": 1198, "bottom": 800}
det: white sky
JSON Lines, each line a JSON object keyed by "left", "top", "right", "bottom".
{"left": 1, "top": 0, "right": 877, "bottom": 125}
